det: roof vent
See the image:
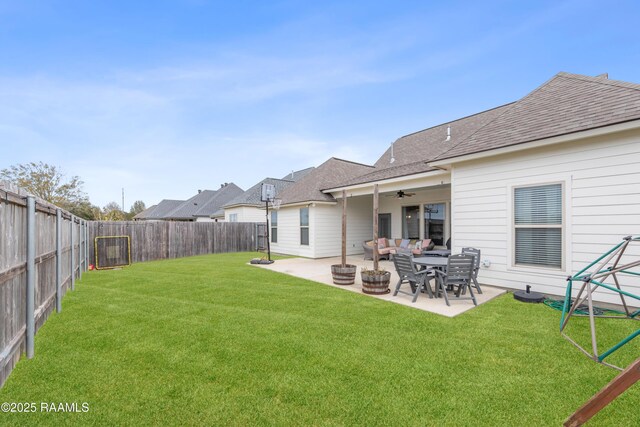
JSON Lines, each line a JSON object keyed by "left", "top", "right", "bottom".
{"left": 390, "top": 142, "right": 395, "bottom": 164}
{"left": 446, "top": 126, "right": 451, "bottom": 142}
{"left": 596, "top": 73, "right": 609, "bottom": 79}
{"left": 198, "top": 189, "right": 202, "bottom": 193}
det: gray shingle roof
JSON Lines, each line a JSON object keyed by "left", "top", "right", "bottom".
{"left": 281, "top": 167, "right": 315, "bottom": 182}
{"left": 133, "top": 204, "right": 158, "bottom": 219}
{"left": 223, "top": 178, "right": 294, "bottom": 208}
{"left": 193, "top": 183, "right": 244, "bottom": 217}
{"left": 144, "top": 199, "right": 185, "bottom": 219}
{"left": 334, "top": 104, "right": 510, "bottom": 187}
{"left": 164, "top": 190, "right": 218, "bottom": 220}
{"left": 279, "top": 158, "right": 374, "bottom": 205}
{"left": 435, "top": 72, "right": 640, "bottom": 161}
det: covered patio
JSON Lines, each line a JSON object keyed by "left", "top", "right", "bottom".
{"left": 254, "top": 255, "right": 506, "bottom": 317}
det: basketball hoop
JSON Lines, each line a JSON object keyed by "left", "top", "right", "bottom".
{"left": 270, "top": 198, "right": 282, "bottom": 210}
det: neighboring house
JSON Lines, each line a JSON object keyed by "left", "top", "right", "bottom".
{"left": 136, "top": 199, "right": 185, "bottom": 221}
{"left": 221, "top": 168, "right": 315, "bottom": 223}
{"left": 270, "top": 158, "right": 375, "bottom": 258}
{"left": 165, "top": 183, "right": 244, "bottom": 222}
{"left": 275, "top": 72, "right": 640, "bottom": 304}
{"left": 162, "top": 190, "right": 219, "bottom": 221}
{"left": 133, "top": 204, "right": 158, "bottom": 221}
{"left": 137, "top": 184, "right": 244, "bottom": 222}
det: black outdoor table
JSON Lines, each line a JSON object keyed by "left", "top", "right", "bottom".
{"left": 421, "top": 249, "right": 451, "bottom": 257}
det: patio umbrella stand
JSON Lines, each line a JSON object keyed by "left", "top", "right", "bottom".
{"left": 514, "top": 285, "right": 545, "bottom": 303}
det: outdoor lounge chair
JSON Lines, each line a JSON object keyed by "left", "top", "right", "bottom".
{"left": 392, "top": 253, "right": 434, "bottom": 302}
{"left": 434, "top": 253, "right": 477, "bottom": 306}
{"left": 461, "top": 247, "right": 483, "bottom": 294}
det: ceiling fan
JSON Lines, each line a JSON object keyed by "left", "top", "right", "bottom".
{"left": 386, "top": 190, "right": 416, "bottom": 199}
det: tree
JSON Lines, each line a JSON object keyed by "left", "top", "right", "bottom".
{"left": 129, "top": 200, "right": 146, "bottom": 218}
{"left": 0, "top": 161, "right": 98, "bottom": 219}
{"left": 102, "top": 201, "right": 126, "bottom": 221}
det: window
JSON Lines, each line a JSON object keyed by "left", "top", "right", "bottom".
{"left": 378, "top": 213, "right": 391, "bottom": 239}
{"left": 229, "top": 213, "right": 238, "bottom": 222}
{"left": 270, "top": 211, "right": 278, "bottom": 243}
{"left": 401, "top": 206, "right": 420, "bottom": 239}
{"left": 514, "top": 183, "right": 563, "bottom": 269}
{"left": 300, "top": 207, "right": 309, "bottom": 245}
{"left": 423, "top": 203, "right": 445, "bottom": 246}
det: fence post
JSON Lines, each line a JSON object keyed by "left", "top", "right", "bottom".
{"left": 86, "top": 222, "right": 89, "bottom": 269}
{"left": 78, "top": 220, "right": 83, "bottom": 280}
{"left": 26, "top": 195, "right": 36, "bottom": 359}
{"left": 84, "top": 221, "right": 88, "bottom": 272}
{"left": 70, "top": 215, "right": 75, "bottom": 290}
{"left": 56, "top": 208, "right": 62, "bottom": 313}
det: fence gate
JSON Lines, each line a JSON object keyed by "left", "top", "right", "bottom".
{"left": 256, "top": 223, "right": 267, "bottom": 251}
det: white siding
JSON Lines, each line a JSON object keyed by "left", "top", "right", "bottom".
{"left": 195, "top": 217, "right": 216, "bottom": 222}
{"left": 269, "top": 205, "right": 314, "bottom": 258}
{"left": 270, "top": 198, "right": 373, "bottom": 258}
{"left": 225, "top": 206, "right": 266, "bottom": 223}
{"left": 313, "top": 196, "right": 373, "bottom": 258}
{"left": 452, "top": 129, "right": 640, "bottom": 304}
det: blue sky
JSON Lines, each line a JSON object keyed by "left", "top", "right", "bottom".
{"left": 2, "top": 0, "right": 639, "bottom": 209}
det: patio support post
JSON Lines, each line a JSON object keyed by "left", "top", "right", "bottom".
{"left": 373, "top": 184, "right": 379, "bottom": 270}
{"left": 341, "top": 189, "right": 347, "bottom": 267}
{"left": 26, "top": 195, "right": 36, "bottom": 359}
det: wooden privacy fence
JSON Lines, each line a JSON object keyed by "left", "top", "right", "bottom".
{"left": 0, "top": 183, "right": 88, "bottom": 388}
{"left": 88, "top": 221, "right": 261, "bottom": 265}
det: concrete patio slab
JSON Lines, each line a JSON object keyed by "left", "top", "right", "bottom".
{"left": 253, "top": 256, "right": 506, "bottom": 317}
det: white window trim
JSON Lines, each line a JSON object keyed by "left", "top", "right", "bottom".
{"left": 300, "top": 207, "right": 309, "bottom": 246}
{"left": 270, "top": 211, "right": 277, "bottom": 243}
{"left": 506, "top": 175, "right": 572, "bottom": 276}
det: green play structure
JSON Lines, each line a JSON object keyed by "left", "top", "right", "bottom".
{"left": 560, "top": 236, "right": 640, "bottom": 370}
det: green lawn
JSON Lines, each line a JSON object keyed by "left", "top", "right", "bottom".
{"left": 0, "top": 253, "right": 638, "bottom": 426}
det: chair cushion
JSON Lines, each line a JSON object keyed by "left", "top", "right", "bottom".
{"left": 379, "top": 247, "right": 395, "bottom": 255}
{"left": 377, "top": 238, "right": 387, "bottom": 249}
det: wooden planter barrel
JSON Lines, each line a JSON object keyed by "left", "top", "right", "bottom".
{"left": 361, "top": 271, "right": 391, "bottom": 294}
{"left": 331, "top": 264, "right": 357, "bottom": 285}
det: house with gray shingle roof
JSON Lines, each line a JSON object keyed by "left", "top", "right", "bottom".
{"left": 220, "top": 178, "right": 294, "bottom": 222}
{"left": 216, "top": 168, "right": 315, "bottom": 222}
{"left": 136, "top": 199, "right": 185, "bottom": 220}
{"left": 268, "top": 158, "right": 375, "bottom": 258}
{"left": 276, "top": 72, "right": 640, "bottom": 304}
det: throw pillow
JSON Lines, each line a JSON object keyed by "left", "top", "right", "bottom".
{"left": 400, "top": 239, "right": 410, "bottom": 248}
{"left": 377, "top": 238, "right": 387, "bottom": 249}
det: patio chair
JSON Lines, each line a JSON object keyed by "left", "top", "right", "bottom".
{"left": 392, "top": 253, "right": 434, "bottom": 302}
{"left": 461, "top": 247, "right": 483, "bottom": 294}
{"left": 434, "top": 254, "right": 477, "bottom": 306}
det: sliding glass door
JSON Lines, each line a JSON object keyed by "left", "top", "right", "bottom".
{"left": 401, "top": 206, "right": 420, "bottom": 239}
{"left": 424, "top": 203, "right": 445, "bottom": 246}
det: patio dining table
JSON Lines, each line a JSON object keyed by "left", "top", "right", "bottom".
{"left": 413, "top": 256, "right": 449, "bottom": 296}
{"left": 421, "top": 249, "right": 451, "bottom": 257}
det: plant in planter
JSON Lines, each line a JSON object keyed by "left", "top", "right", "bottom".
{"left": 360, "top": 184, "right": 391, "bottom": 294}
{"left": 331, "top": 190, "right": 357, "bottom": 285}
{"left": 360, "top": 266, "right": 391, "bottom": 294}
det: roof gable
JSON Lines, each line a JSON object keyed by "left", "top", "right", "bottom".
{"left": 164, "top": 190, "right": 218, "bottom": 219}
{"left": 279, "top": 158, "right": 374, "bottom": 205}
{"left": 224, "top": 177, "right": 294, "bottom": 208}
{"left": 194, "top": 183, "right": 244, "bottom": 217}
{"left": 145, "top": 199, "right": 185, "bottom": 219}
